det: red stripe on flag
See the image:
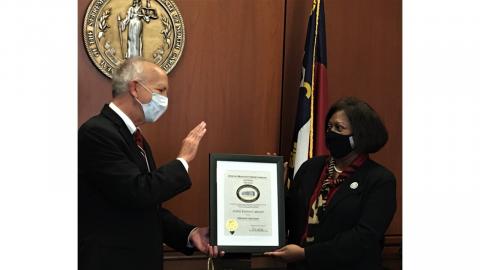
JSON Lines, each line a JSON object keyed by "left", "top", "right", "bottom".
{"left": 313, "top": 63, "right": 329, "bottom": 156}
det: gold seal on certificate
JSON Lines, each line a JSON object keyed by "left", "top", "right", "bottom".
{"left": 225, "top": 219, "right": 239, "bottom": 235}
{"left": 209, "top": 154, "right": 286, "bottom": 253}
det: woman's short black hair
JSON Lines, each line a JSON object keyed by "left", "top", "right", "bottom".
{"left": 325, "top": 97, "right": 388, "bottom": 154}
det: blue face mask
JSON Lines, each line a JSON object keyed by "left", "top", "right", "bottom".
{"left": 136, "top": 83, "right": 168, "bottom": 123}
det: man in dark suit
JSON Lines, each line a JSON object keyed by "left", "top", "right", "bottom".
{"left": 79, "top": 57, "right": 217, "bottom": 270}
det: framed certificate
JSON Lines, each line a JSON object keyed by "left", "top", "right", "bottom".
{"left": 209, "top": 153, "right": 286, "bottom": 253}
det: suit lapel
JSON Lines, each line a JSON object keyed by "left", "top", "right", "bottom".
{"left": 322, "top": 160, "right": 372, "bottom": 215}
{"left": 101, "top": 105, "right": 151, "bottom": 172}
{"left": 294, "top": 157, "right": 327, "bottom": 211}
{"left": 143, "top": 139, "right": 157, "bottom": 170}
{"left": 325, "top": 175, "right": 362, "bottom": 212}
{"left": 101, "top": 105, "right": 134, "bottom": 145}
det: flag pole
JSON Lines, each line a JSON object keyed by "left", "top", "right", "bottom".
{"left": 309, "top": 0, "right": 321, "bottom": 158}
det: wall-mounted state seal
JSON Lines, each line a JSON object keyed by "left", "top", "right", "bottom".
{"left": 83, "top": 0, "right": 186, "bottom": 77}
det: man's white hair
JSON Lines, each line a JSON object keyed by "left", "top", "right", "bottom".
{"left": 111, "top": 57, "right": 144, "bottom": 97}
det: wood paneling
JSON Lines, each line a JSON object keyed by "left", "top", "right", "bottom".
{"left": 280, "top": 0, "right": 402, "bottom": 237}
{"left": 162, "top": 250, "right": 400, "bottom": 270}
{"left": 78, "top": 0, "right": 285, "bottom": 226}
{"left": 78, "top": 0, "right": 112, "bottom": 124}
{"left": 78, "top": 0, "right": 402, "bottom": 266}
{"left": 147, "top": 0, "right": 285, "bottom": 226}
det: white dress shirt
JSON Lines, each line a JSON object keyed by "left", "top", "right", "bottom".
{"left": 108, "top": 102, "right": 189, "bottom": 171}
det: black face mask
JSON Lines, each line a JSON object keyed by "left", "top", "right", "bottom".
{"left": 325, "top": 130, "right": 355, "bottom": 158}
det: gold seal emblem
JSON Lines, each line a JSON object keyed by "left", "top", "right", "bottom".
{"left": 226, "top": 219, "right": 239, "bottom": 235}
{"left": 83, "top": 0, "right": 186, "bottom": 78}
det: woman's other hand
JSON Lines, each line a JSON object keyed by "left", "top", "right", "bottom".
{"left": 264, "top": 244, "right": 305, "bottom": 263}
{"left": 266, "top": 152, "right": 289, "bottom": 185}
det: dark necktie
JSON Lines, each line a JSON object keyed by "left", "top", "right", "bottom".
{"left": 133, "top": 129, "right": 144, "bottom": 149}
{"left": 133, "top": 129, "right": 150, "bottom": 172}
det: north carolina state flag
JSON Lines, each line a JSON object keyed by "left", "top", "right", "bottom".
{"left": 288, "top": 0, "right": 328, "bottom": 188}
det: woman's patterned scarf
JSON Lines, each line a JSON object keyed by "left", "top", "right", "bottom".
{"left": 302, "top": 154, "right": 368, "bottom": 243}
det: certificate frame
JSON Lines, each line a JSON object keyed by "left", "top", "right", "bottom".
{"left": 209, "top": 153, "right": 285, "bottom": 253}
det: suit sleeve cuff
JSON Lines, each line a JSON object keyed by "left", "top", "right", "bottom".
{"left": 176, "top": 158, "right": 189, "bottom": 172}
{"left": 186, "top": 227, "right": 199, "bottom": 248}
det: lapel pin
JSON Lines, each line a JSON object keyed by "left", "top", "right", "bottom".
{"left": 350, "top": 182, "right": 359, "bottom": 190}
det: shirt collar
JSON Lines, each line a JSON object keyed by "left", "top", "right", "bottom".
{"left": 109, "top": 102, "right": 137, "bottom": 134}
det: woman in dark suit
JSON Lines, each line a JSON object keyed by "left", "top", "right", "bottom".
{"left": 266, "top": 97, "right": 397, "bottom": 270}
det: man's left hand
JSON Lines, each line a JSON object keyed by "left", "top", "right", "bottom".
{"left": 189, "top": 227, "right": 223, "bottom": 258}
